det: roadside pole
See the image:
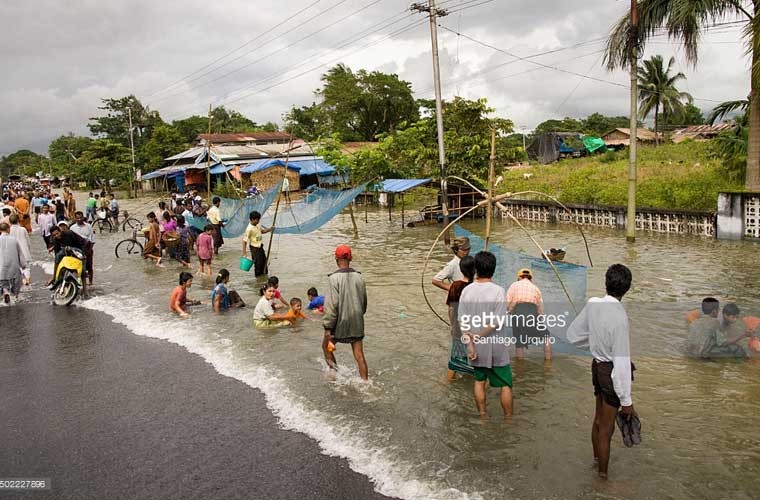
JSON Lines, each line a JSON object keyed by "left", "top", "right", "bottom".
{"left": 626, "top": 0, "right": 639, "bottom": 242}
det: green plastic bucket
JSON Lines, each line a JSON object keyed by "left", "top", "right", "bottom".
{"left": 239, "top": 256, "right": 254, "bottom": 272}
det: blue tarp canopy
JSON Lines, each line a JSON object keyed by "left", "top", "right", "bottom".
{"left": 378, "top": 178, "right": 432, "bottom": 193}
{"left": 142, "top": 165, "right": 185, "bottom": 180}
{"left": 239, "top": 156, "right": 337, "bottom": 176}
{"left": 208, "top": 163, "right": 232, "bottom": 175}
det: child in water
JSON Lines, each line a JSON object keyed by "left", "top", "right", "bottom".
{"left": 196, "top": 224, "right": 214, "bottom": 277}
{"left": 253, "top": 283, "right": 293, "bottom": 328}
{"left": 212, "top": 268, "right": 246, "bottom": 313}
{"left": 306, "top": 287, "right": 325, "bottom": 313}
{"left": 284, "top": 297, "right": 307, "bottom": 324}
{"left": 170, "top": 271, "right": 201, "bottom": 318}
{"left": 267, "top": 276, "right": 290, "bottom": 309}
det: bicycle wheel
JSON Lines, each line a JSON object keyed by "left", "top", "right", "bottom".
{"left": 115, "top": 239, "right": 143, "bottom": 258}
{"left": 94, "top": 218, "right": 113, "bottom": 233}
{"left": 122, "top": 218, "right": 142, "bottom": 231}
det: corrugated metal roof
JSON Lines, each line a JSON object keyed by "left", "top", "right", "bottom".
{"left": 197, "top": 132, "right": 293, "bottom": 143}
{"left": 378, "top": 178, "right": 432, "bottom": 193}
{"left": 142, "top": 165, "right": 186, "bottom": 180}
{"left": 164, "top": 146, "right": 205, "bottom": 161}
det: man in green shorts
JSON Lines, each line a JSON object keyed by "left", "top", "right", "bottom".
{"left": 458, "top": 251, "right": 513, "bottom": 417}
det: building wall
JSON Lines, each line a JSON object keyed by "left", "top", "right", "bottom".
{"left": 244, "top": 166, "right": 300, "bottom": 192}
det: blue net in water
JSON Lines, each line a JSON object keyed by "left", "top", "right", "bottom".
{"left": 454, "top": 225, "right": 588, "bottom": 354}
{"left": 262, "top": 184, "right": 367, "bottom": 234}
{"left": 186, "top": 184, "right": 280, "bottom": 238}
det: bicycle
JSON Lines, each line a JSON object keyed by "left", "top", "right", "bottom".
{"left": 114, "top": 228, "right": 145, "bottom": 258}
{"left": 120, "top": 210, "right": 143, "bottom": 231}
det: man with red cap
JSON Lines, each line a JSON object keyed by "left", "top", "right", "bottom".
{"left": 322, "top": 244, "right": 369, "bottom": 380}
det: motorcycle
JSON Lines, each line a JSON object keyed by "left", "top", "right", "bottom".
{"left": 52, "top": 246, "right": 84, "bottom": 306}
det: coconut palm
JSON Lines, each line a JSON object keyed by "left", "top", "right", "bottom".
{"left": 604, "top": 0, "right": 760, "bottom": 190}
{"left": 638, "top": 55, "right": 693, "bottom": 143}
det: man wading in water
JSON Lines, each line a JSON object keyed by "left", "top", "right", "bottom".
{"left": 322, "top": 245, "right": 369, "bottom": 380}
{"left": 567, "top": 264, "right": 635, "bottom": 479}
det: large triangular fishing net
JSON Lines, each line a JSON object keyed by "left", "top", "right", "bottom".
{"left": 454, "top": 225, "right": 588, "bottom": 355}
{"left": 186, "top": 185, "right": 280, "bottom": 238}
{"left": 262, "top": 184, "right": 367, "bottom": 234}
{"left": 186, "top": 183, "right": 367, "bottom": 237}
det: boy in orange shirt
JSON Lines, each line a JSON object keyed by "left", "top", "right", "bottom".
{"left": 284, "top": 297, "right": 307, "bottom": 324}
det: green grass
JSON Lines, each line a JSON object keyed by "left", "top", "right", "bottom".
{"left": 502, "top": 141, "right": 744, "bottom": 211}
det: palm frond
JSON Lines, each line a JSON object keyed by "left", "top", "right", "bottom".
{"left": 707, "top": 99, "right": 749, "bottom": 125}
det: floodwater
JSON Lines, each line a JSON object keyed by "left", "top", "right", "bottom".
{"left": 27, "top": 192, "right": 760, "bottom": 499}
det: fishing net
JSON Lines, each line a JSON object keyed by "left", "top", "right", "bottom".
{"left": 454, "top": 225, "right": 588, "bottom": 353}
{"left": 186, "top": 184, "right": 280, "bottom": 238}
{"left": 262, "top": 184, "right": 367, "bottom": 234}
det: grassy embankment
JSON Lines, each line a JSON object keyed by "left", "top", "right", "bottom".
{"left": 502, "top": 141, "right": 743, "bottom": 211}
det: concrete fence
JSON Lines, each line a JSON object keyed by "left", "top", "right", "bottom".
{"left": 498, "top": 199, "right": 716, "bottom": 237}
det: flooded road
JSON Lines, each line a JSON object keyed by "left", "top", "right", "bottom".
{"left": 23, "top": 193, "right": 760, "bottom": 499}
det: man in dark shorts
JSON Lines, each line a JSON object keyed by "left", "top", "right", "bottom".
{"left": 567, "top": 264, "right": 635, "bottom": 479}
{"left": 322, "top": 245, "right": 368, "bottom": 380}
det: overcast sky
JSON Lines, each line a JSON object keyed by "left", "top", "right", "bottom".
{"left": 1, "top": 0, "right": 750, "bottom": 156}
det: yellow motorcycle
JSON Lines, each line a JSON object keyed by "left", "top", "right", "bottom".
{"left": 52, "top": 246, "right": 84, "bottom": 306}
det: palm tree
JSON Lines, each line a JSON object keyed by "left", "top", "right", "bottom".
{"left": 604, "top": 0, "right": 760, "bottom": 190}
{"left": 638, "top": 55, "right": 693, "bottom": 143}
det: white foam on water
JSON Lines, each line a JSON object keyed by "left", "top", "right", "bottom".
{"left": 32, "top": 260, "right": 54, "bottom": 275}
{"left": 81, "top": 295, "right": 481, "bottom": 500}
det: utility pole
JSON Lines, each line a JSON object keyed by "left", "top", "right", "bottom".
{"left": 520, "top": 126, "right": 527, "bottom": 153}
{"left": 626, "top": 0, "right": 639, "bottom": 242}
{"left": 128, "top": 107, "right": 137, "bottom": 198}
{"left": 207, "top": 104, "right": 213, "bottom": 203}
{"left": 412, "top": 1, "right": 450, "bottom": 242}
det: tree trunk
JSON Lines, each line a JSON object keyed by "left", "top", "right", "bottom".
{"left": 747, "top": 46, "right": 760, "bottom": 190}
{"left": 747, "top": 2, "right": 760, "bottom": 190}
{"left": 654, "top": 103, "right": 659, "bottom": 146}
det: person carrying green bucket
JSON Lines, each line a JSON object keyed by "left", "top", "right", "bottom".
{"left": 241, "top": 211, "right": 274, "bottom": 276}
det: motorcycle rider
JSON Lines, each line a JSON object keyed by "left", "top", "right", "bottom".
{"left": 49, "top": 221, "right": 89, "bottom": 295}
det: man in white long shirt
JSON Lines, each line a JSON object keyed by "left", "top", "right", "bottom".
{"left": 567, "top": 264, "right": 634, "bottom": 480}
{"left": 8, "top": 215, "right": 31, "bottom": 286}
{"left": 0, "top": 222, "right": 27, "bottom": 304}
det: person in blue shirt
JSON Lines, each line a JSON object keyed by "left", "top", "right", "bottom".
{"left": 307, "top": 287, "right": 325, "bottom": 312}
{"left": 212, "top": 268, "right": 245, "bottom": 313}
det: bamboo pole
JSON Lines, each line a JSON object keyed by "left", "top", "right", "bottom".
{"left": 485, "top": 128, "right": 496, "bottom": 251}
{"left": 206, "top": 104, "right": 212, "bottom": 204}
{"left": 264, "top": 136, "right": 294, "bottom": 275}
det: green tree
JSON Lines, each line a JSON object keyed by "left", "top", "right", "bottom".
{"left": 284, "top": 103, "right": 328, "bottom": 140}
{"left": 210, "top": 106, "right": 260, "bottom": 133}
{"left": 48, "top": 134, "right": 93, "bottom": 175}
{"left": 77, "top": 139, "right": 132, "bottom": 188}
{"left": 0, "top": 150, "right": 48, "bottom": 177}
{"left": 171, "top": 115, "right": 210, "bottom": 144}
{"left": 138, "top": 124, "right": 186, "bottom": 172}
{"left": 534, "top": 117, "right": 583, "bottom": 134}
{"left": 581, "top": 113, "right": 632, "bottom": 136}
{"left": 604, "top": 0, "right": 760, "bottom": 188}
{"left": 637, "top": 55, "right": 692, "bottom": 143}
{"left": 88, "top": 95, "right": 164, "bottom": 148}
{"left": 663, "top": 102, "right": 705, "bottom": 128}
{"left": 288, "top": 64, "right": 419, "bottom": 142}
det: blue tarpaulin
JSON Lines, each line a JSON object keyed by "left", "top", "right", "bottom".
{"left": 378, "top": 178, "right": 432, "bottom": 193}
{"left": 240, "top": 157, "right": 337, "bottom": 176}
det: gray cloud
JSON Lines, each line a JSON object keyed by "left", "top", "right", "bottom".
{"left": 0, "top": 0, "right": 749, "bottom": 155}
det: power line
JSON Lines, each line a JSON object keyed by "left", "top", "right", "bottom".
{"left": 149, "top": 0, "right": 363, "bottom": 106}
{"left": 145, "top": 0, "right": 323, "bottom": 99}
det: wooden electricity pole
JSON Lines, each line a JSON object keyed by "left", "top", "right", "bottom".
{"left": 485, "top": 128, "right": 496, "bottom": 251}
{"left": 127, "top": 108, "right": 137, "bottom": 198}
{"left": 207, "top": 104, "right": 212, "bottom": 203}
{"left": 412, "top": 0, "right": 450, "bottom": 242}
{"left": 626, "top": 0, "right": 639, "bottom": 242}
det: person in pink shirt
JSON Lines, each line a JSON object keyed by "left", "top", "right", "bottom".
{"left": 195, "top": 224, "right": 214, "bottom": 276}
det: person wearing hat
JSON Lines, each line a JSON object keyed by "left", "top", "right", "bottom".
{"left": 322, "top": 244, "right": 369, "bottom": 380}
{"left": 432, "top": 237, "right": 471, "bottom": 292}
{"left": 506, "top": 268, "right": 548, "bottom": 360}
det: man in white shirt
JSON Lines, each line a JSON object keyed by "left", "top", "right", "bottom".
{"left": 432, "top": 237, "right": 470, "bottom": 292}
{"left": 70, "top": 211, "right": 95, "bottom": 285}
{"left": 38, "top": 204, "right": 56, "bottom": 248}
{"left": 567, "top": 264, "right": 634, "bottom": 480}
{"left": 8, "top": 215, "right": 31, "bottom": 286}
{"left": 206, "top": 196, "right": 223, "bottom": 255}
